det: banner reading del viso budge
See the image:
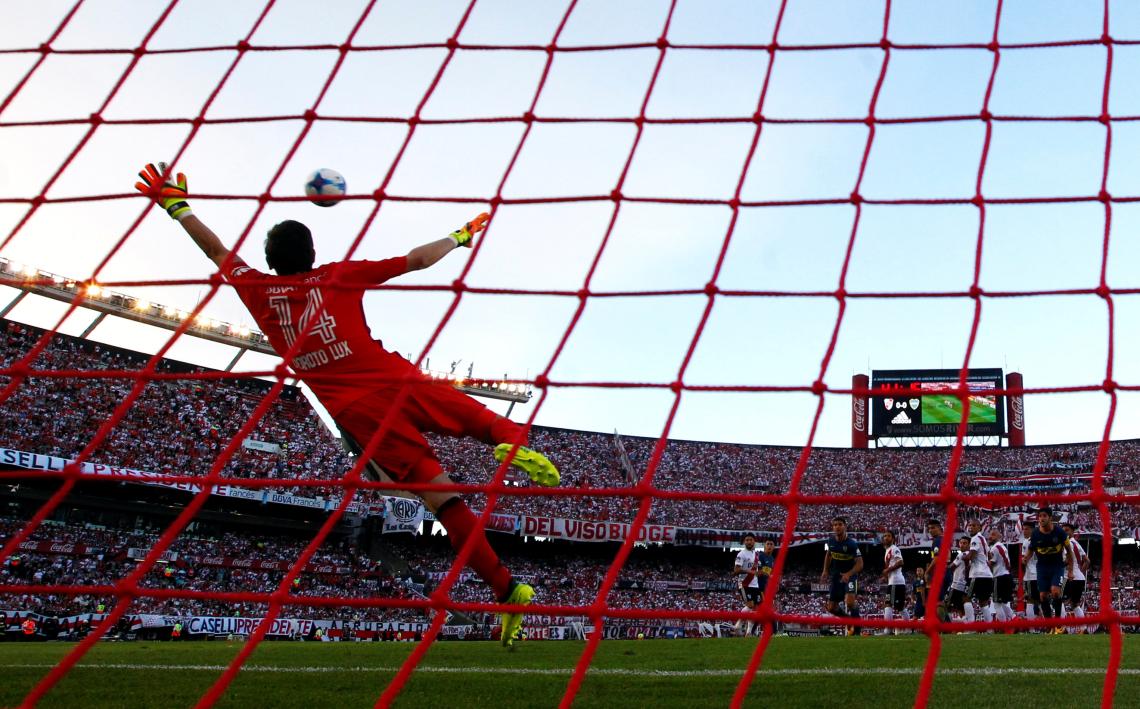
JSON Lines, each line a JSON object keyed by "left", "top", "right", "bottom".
{"left": 520, "top": 516, "right": 677, "bottom": 543}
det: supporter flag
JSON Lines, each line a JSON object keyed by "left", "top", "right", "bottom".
{"left": 382, "top": 497, "right": 425, "bottom": 534}
{"left": 613, "top": 430, "right": 636, "bottom": 484}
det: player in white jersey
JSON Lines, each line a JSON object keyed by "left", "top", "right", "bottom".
{"left": 1020, "top": 520, "right": 1042, "bottom": 624}
{"left": 734, "top": 534, "right": 774, "bottom": 636}
{"left": 946, "top": 537, "right": 975, "bottom": 624}
{"left": 963, "top": 520, "right": 995, "bottom": 624}
{"left": 1061, "top": 523, "right": 1091, "bottom": 633}
{"left": 988, "top": 528, "right": 1015, "bottom": 623}
{"left": 880, "top": 531, "right": 906, "bottom": 634}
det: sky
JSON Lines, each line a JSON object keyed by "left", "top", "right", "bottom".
{"left": 2, "top": 0, "right": 1140, "bottom": 449}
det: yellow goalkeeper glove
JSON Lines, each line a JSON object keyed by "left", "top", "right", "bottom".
{"left": 449, "top": 212, "right": 489, "bottom": 248}
{"left": 135, "top": 162, "right": 192, "bottom": 221}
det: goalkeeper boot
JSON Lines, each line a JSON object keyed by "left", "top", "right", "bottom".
{"left": 493, "top": 444, "right": 560, "bottom": 487}
{"left": 500, "top": 581, "right": 535, "bottom": 649}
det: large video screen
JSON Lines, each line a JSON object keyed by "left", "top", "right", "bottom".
{"left": 871, "top": 368, "right": 1005, "bottom": 438}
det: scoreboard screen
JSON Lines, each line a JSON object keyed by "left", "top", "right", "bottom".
{"left": 870, "top": 368, "right": 1006, "bottom": 438}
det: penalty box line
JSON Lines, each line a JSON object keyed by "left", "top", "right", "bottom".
{"left": 0, "top": 664, "right": 1136, "bottom": 678}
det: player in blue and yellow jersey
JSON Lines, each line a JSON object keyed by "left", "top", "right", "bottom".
{"left": 1025, "top": 508, "right": 1073, "bottom": 634}
{"left": 912, "top": 565, "right": 927, "bottom": 620}
{"left": 924, "top": 519, "right": 953, "bottom": 620}
{"left": 821, "top": 516, "right": 863, "bottom": 632}
{"left": 734, "top": 538, "right": 777, "bottom": 636}
{"left": 756, "top": 539, "right": 777, "bottom": 598}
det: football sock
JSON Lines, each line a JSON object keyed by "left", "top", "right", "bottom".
{"left": 884, "top": 607, "right": 894, "bottom": 622}
{"left": 848, "top": 603, "right": 860, "bottom": 618}
{"left": 435, "top": 498, "right": 512, "bottom": 600}
{"left": 1025, "top": 603, "right": 1036, "bottom": 620}
{"left": 982, "top": 603, "right": 994, "bottom": 624}
{"left": 964, "top": 604, "right": 976, "bottom": 623}
{"left": 1040, "top": 600, "right": 1052, "bottom": 618}
{"left": 745, "top": 621, "right": 755, "bottom": 636}
{"left": 1053, "top": 598, "right": 1064, "bottom": 619}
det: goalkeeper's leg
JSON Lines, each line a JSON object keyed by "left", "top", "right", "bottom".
{"left": 416, "top": 467, "right": 511, "bottom": 598}
{"left": 336, "top": 409, "right": 528, "bottom": 636}
{"left": 412, "top": 458, "right": 535, "bottom": 648}
{"left": 412, "top": 380, "right": 560, "bottom": 487}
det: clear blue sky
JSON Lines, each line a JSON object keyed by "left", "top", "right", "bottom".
{"left": 2, "top": 0, "right": 1139, "bottom": 448}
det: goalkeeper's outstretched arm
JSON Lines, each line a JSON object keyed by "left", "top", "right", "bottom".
{"left": 137, "top": 163, "right": 490, "bottom": 272}
{"left": 135, "top": 162, "right": 231, "bottom": 268}
{"left": 179, "top": 215, "right": 231, "bottom": 268}
{"left": 405, "top": 212, "right": 489, "bottom": 271}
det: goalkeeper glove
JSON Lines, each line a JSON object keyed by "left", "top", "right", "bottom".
{"left": 135, "top": 162, "right": 192, "bottom": 221}
{"left": 449, "top": 212, "right": 489, "bottom": 248}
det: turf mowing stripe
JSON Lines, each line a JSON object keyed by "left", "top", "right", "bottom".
{"left": 1, "top": 664, "right": 1137, "bottom": 677}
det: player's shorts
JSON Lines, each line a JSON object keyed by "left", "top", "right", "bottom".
{"left": 1036, "top": 563, "right": 1064, "bottom": 593}
{"left": 993, "top": 574, "right": 1013, "bottom": 604}
{"left": 938, "top": 572, "right": 952, "bottom": 601}
{"left": 336, "top": 378, "right": 520, "bottom": 484}
{"left": 888, "top": 584, "right": 906, "bottom": 612}
{"left": 1062, "top": 579, "right": 1086, "bottom": 605}
{"left": 829, "top": 576, "right": 858, "bottom": 603}
{"left": 948, "top": 588, "right": 968, "bottom": 612}
{"left": 968, "top": 576, "right": 994, "bottom": 602}
{"left": 739, "top": 585, "right": 762, "bottom": 606}
{"left": 1023, "top": 579, "right": 1039, "bottom": 604}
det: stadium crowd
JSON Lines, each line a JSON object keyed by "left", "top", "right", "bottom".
{"left": 2, "top": 511, "right": 1140, "bottom": 636}
{"left": 4, "top": 319, "right": 1140, "bottom": 538}
{"left": 0, "top": 321, "right": 358, "bottom": 503}
{"left": 4, "top": 317, "right": 1140, "bottom": 637}
{"left": 0, "top": 516, "right": 426, "bottom": 623}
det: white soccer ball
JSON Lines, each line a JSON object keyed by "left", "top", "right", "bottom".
{"left": 304, "top": 168, "right": 347, "bottom": 207}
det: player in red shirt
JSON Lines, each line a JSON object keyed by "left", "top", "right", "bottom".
{"left": 136, "top": 163, "right": 559, "bottom": 648}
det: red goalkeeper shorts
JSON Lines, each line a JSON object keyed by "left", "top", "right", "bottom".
{"left": 335, "top": 378, "right": 518, "bottom": 484}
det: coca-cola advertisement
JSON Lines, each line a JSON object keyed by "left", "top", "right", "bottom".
{"left": 1006, "top": 371, "right": 1026, "bottom": 447}
{"left": 851, "top": 374, "right": 869, "bottom": 448}
{"left": 17, "top": 541, "right": 98, "bottom": 556}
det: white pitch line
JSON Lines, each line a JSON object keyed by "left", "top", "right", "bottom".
{"left": 0, "top": 664, "right": 1137, "bottom": 678}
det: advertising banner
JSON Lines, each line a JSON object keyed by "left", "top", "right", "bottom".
{"left": 520, "top": 516, "right": 676, "bottom": 544}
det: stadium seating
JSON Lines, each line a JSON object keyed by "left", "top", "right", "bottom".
{"left": 3, "top": 515, "right": 1138, "bottom": 628}
{"left": 4, "top": 319, "right": 1138, "bottom": 536}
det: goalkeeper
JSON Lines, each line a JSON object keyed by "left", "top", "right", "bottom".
{"left": 136, "top": 163, "right": 559, "bottom": 648}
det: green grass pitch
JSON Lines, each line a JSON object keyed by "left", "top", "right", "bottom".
{"left": 921, "top": 396, "right": 996, "bottom": 425}
{"left": 1, "top": 635, "right": 1138, "bottom": 708}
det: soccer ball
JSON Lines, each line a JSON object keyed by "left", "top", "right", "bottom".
{"left": 304, "top": 168, "right": 346, "bottom": 207}
{"left": 636, "top": 632, "right": 644, "bottom": 640}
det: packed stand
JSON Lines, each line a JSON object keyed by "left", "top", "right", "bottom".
{"left": 0, "top": 320, "right": 359, "bottom": 503}
{"left": 0, "top": 516, "right": 423, "bottom": 624}
{"left": 5, "top": 318, "right": 1140, "bottom": 537}
{"left": 4, "top": 514, "right": 1140, "bottom": 636}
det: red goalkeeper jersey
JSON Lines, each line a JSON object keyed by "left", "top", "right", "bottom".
{"left": 225, "top": 255, "right": 418, "bottom": 415}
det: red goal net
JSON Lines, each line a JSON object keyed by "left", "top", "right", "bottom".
{"left": 0, "top": 0, "right": 1133, "bottom": 707}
